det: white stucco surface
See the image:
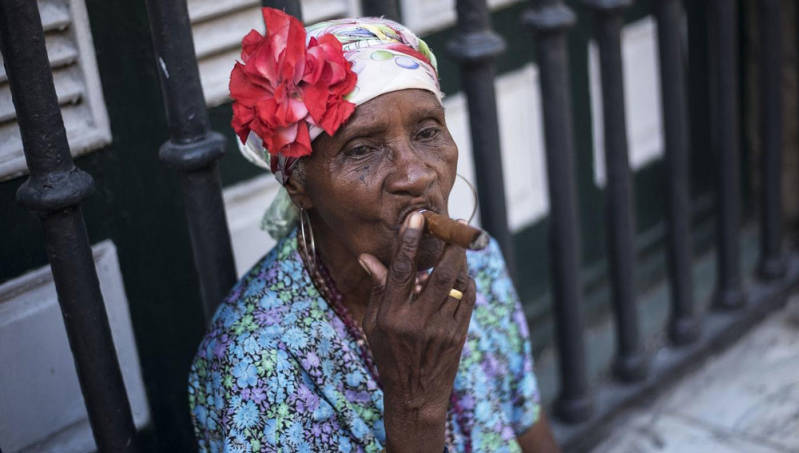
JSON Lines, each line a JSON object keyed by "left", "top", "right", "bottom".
{"left": 0, "top": 241, "right": 150, "bottom": 453}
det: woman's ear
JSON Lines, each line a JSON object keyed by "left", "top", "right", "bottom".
{"left": 284, "top": 167, "right": 313, "bottom": 210}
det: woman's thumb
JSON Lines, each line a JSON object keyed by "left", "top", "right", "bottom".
{"left": 358, "top": 253, "right": 387, "bottom": 287}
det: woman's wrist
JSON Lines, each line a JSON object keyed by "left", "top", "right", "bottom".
{"left": 383, "top": 396, "right": 447, "bottom": 453}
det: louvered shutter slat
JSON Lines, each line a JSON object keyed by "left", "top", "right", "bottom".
{"left": 189, "top": 0, "right": 353, "bottom": 107}
{"left": 0, "top": 0, "right": 110, "bottom": 181}
{"left": 188, "top": 0, "right": 258, "bottom": 23}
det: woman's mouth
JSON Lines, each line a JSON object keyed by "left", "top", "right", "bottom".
{"left": 397, "top": 204, "right": 436, "bottom": 228}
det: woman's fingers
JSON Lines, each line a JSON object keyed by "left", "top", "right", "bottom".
{"left": 452, "top": 276, "right": 476, "bottom": 326}
{"left": 420, "top": 241, "right": 466, "bottom": 316}
{"left": 436, "top": 270, "right": 470, "bottom": 312}
{"left": 384, "top": 211, "right": 424, "bottom": 302}
{"left": 358, "top": 253, "right": 387, "bottom": 287}
{"left": 414, "top": 271, "right": 429, "bottom": 295}
{"left": 359, "top": 253, "right": 385, "bottom": 333}
{"left": 360, "top": 211, "right": 424, "bottom": 332}
{"left": 426, "top": 220, "right": 470, "bottom": 318}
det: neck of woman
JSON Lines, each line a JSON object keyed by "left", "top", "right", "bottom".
{"left": 306, "top": 214, "right": 373, "bottom": 328}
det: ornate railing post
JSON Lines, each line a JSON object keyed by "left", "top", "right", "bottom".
{"left": 524, "top": 0, "right": 593, "bottom": 423}
{"left": 707, "top": 0, "right": 746, "bottom": 309}
{"left": 0, "top": 0, "right": 139, "bottom": 450}
{"left": 757, "top": 0, "right": 786, "bottom": 280}
{"left": 447, "top": 0, "right": 517, "bottom": 276}
{"left": 654, "top": 0, "right": 700, "bottom": 345}
{"left": 361, "top": 0, "right": 400, "bottom": 21}
{"left": 583, "top": 0, "right": 648, "bottom": 382}
{"left": 145, "top": 0, "right": 237, "bottom": 323}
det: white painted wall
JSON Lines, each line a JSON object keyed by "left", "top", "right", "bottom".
{"left": 0, "top": 241, "right": 150, "bottom": 453}
{"left": 589, "top": 16, "right": 664, "bottom": 186}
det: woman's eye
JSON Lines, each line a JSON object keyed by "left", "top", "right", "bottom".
{"left": 345, "top": 145, "right": 373, "bottom": 158}
{"left": 416, "top": 127, "right": 440, "bottom": 141}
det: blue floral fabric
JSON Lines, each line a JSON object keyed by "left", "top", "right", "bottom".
{"left": 188, "top": 230, "right": 540, "bottom": 452}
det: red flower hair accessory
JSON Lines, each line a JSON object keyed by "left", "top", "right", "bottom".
{"left": 229, "top": 8, "right": 357, "bottom": 160}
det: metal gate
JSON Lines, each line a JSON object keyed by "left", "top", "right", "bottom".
{"left": 1, "top": 0, "right": 796, "bottom": 450}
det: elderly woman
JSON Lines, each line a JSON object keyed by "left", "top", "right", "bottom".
{"left": 189, "top": 8, "right": 558, "bottom": 452}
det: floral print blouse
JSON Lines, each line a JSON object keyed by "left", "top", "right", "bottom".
{"left": 189, "top": 230, "right": 540, "bottom": 452}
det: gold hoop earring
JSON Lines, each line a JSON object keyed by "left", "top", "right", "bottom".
{"left": 298, "top": 207, "right": 318, "bottom": 272}
{"left": 456, "top": 172, "right": 479, "bottom": 224}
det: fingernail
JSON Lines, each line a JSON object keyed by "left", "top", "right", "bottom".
{"left": 358, "top": 257, "right": 372, "bottom": 277}
{"left": 457, "top": 218, "right": 467, "bottom": 224}
{"left": 409, "top": 212, "right": 423, "bottom": 230}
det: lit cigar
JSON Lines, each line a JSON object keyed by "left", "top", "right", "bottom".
{"left": 420, "top": 210, "right": 489, "bottom": 251}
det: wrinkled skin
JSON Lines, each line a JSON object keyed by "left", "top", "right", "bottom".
{"left": 289, "top": 89, "right": 454, "bottom": 274}
{"left": 286, "top": 89, "right": 558, "bottom": 452}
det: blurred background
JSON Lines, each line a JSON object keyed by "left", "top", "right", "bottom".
{"left": 0, "top": 0, "right": 797, "bottom": 451}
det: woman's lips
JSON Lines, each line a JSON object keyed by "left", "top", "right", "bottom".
{"left": 397, "top": 205, "right": 435, "bottom": 228}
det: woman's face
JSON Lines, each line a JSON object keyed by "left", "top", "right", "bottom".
{"left": 297, "top": 89, "right": 458, "bottom": 269}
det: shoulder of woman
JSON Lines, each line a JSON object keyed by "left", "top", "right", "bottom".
{"left": 208, "top": 235, "right": 314, "bottom": 326}
{"left": 466, "top": 235, "right": 508, "bottom": 277}
{"left": 464, "top": 235, "right": 522, "bottom": 318}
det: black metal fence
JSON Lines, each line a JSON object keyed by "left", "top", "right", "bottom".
{"left": 2, "top": 0, "right": 798, "bottom": 450}
{"left": 0, "top": 1, "right": 138, "bottom": 451}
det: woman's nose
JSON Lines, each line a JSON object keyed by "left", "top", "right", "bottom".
{"left": 385, "top": 143, "right": 436, "bottom": 197}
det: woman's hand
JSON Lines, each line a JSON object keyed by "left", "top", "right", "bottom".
{"left": 358, "top": 212, "right": 477, "bottom": 453}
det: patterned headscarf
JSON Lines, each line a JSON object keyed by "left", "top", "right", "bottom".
{"left": 231, "top": 12, "right": 442, "bottom": 239}
{"left": 237, "top": 14, "right": 443, "bottom": 184}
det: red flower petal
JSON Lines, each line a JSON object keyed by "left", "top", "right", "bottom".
{"left": 301, "top": 82, "right": 329, "bottom": 127}
{"left": 329, "top": 68, "right": 357, "bottom": 98}
{"left": 303, "top": 37, "right": 324, "bottom": 85}
{"left": 318, "top": 97, "right": 356, "bottom": 136}
{"left": 230, "top": 63, "right": 268, "bottom": 106}
{"left": 271, "top": 123, "right": 298, "bottom": 151}
{"left": 241, "top": 30, "right": 263, "bottom": 61}
{"left": 231, "top": 102, "right": 255, "bottom": 143}
{"left": 262, "top": 8, "right": 306, "bottom": 83}
{"left": 304, "top": 34, "right": 349, "bottom": 87}
{"left": 248, "top": 38, "right": 279, "bottom": 84}
{"left": 250, "top": 119, "right": 275, "bottom": 152}
{"left": 229, "top": 10, "right": 357, "bottom": 162}
{"left": 281, "top": 122, "right": 312, "bottom": 158}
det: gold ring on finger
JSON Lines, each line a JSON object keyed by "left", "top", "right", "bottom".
{"left": 448, "top": 288, "right": 464, "bottom": 300}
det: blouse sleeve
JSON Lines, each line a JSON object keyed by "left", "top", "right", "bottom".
{"left": 478, "top": 238, "right": 542, "bottom": 435}
{"left": 509, "top": 305, "right": 541, "bottom": 434}
{"left": 188, "top": 322, "right": 360, "bottom": 452}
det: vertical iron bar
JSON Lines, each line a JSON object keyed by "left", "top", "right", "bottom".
{"left": 583, "top": 0, "right": 648, "bottom": 382}
{"left": 524, "top": 0, "right": 593, "bottom": 423}
{"left": 654, "top": 0, "right": 700, "bottom": 345}
{"left": 145, "top": 0, "right": 237, "bottom": 323}
{"left": 260, "top": 0, "right": 302, "bottom": 20}
{"left": 708, "top": 0, "right": 746, "bottom": 309}
{"left": 0, "top": 0, "right": 139, "bottom": 451}
{"left": 361, "top": 0, "right": 400, "bottom": 21}
{"left": 446, "top": 0, "right": 517, "bottom": 276}
{"left": 757, "top": 0, "right": 786, "bottom": 280}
